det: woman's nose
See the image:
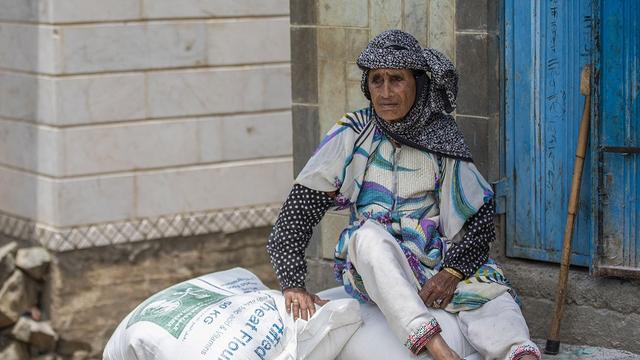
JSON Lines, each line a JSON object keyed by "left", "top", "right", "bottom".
{"left": 380, "top": 81, "right": 392, "bottom": 97}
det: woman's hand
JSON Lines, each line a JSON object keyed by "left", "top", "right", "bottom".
{"left": 419, "top": 270, "right": 459, "bottom": 309}
{"left": 283, "top": 288, "right": 329, "bottom": 321}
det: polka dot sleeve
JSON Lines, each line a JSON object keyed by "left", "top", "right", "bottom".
{"left": 442, "top": 199, "right": 496, "bottom": 278}
{"left": 267, "top": 184, "right": 334, "bottom": 290}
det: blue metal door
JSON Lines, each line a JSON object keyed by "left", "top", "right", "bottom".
{"left": 593, "top": 0, "right": 640, "bottom": 277}
{"left": 503, "top": 0, "right": 593, "bottom": 265}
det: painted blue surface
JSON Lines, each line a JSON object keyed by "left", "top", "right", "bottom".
{"left": 504, "top": 0, "right": 593, "bottom": 266}
{"left": 596, "top": 0, "right": 639, "bottom": 271}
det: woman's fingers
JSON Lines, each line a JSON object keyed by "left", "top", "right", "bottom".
{"left": 313, "top": 294, "right": 329, "bottom": 306}
{"left": 285, "top": 295, "right": 291, "bottom": 314}
{"left": 291, "top": 297, "right": 301, "bottom": 320}
{"left": 302, "top": 296, "right": 313, "bottom": 320}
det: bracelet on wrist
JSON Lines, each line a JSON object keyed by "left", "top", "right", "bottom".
{"left": 442, "top": 267, "right": 464, "bottom": 280}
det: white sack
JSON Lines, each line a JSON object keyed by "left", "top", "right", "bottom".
{"left": 104, "top": 268, "right": 361, "bottom": 360}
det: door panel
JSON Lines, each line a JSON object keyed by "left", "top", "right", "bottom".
{"left": 594, "top": 0, "right": 640, "bottom": 277}
{"left": 504, "top": 0, "right": 593, "bottom": 265}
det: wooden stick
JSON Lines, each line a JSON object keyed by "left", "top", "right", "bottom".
{"left": 545, "top": 65, "right": 591, "bottom": 354}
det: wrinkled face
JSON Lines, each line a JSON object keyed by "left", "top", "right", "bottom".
{"left": 368, "top": 68, "right": 416, "bottom": 123}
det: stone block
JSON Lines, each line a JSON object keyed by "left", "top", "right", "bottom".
{"left": 198, "top": 112, "right": 292, "bottom": 164}
{"left": 457, "top": 116, "right": 489, "bottom": 178}
{"left": 305, "top": 258, "right": 336, "bottom": 294}
{"left": 142, "top": 0, "right": 289, "bottom": 19}
{"left": 61, "top": 119, "right": 199, "bottom": 176}
{"left": 404, "top": 0, "right": 429, "bottom": 46}
{"left": 11, "top": 317, "right": 58, "bottom": 352}
{"left": 0, "top": 166, "right": 54, "bottom": 222}
{"left": 0, "top": 24, "right": 61, "bottom": 74}
{"left": 319, "top": 212, "right": 348, "bottom": 260}
{"left": 0, "top": 270, "right": 38, "bottom": 328}
{"left": 0, "top": 72, "right": 55, "bottom": 123}
{"left": 147, "top": 66, "right": 291, "bottom": 118}
{"left": 292, "top": 105, "right": 319, "bottom": 177}
{"left": 346, "top": 63, "right": 362, "bottom": 82}
{"left": 53, "top": 73, "right": 146, "bottom": 126}
{"left": 347, "top": 80, "right": 368, "bottom": 112}
{"left": 345, "top": 28, "right": 370, "bottom": 62}
{"left": 0, "top": 241, "right": 17, "bottom": 284}
{"left": 55, "top": 174, "right": 135, "bottom": 227}
{"left": 370, "top": 0, "right": 402, "bottom": 37}
{"left": 456, "top": 33, "right": 489, "bottom": 116}
{"left": 318, "top": 27, "right": 346, "bottom": 62}
{"left": 318, "top": 0, "right": 368, "bottom": 27}
{"left": 60, "top": 22, "right": 207, "bottom": 74}
{"left": 291, "top": 27, "right": 318, "bottom": 104}
{"left": 318, "top": 60, "right": 347, "bottom": 135}
{"left": 0, "top": 339, "right": 29, "bottom": 360}
{"left": 45, "top": 228, "right": 277, "bottom": 358}
{"left": 15, "top": 247, "right": 51, "bottom": 280}
{"left": 0, "top": 0, "right": 46, "bottom": 22}
{"left": 428, "top": 0, "right": 455, "bottom": 60}
{"left": 0, "top": 120, "right": 61, "bottom": 176}
{"left": 135, "top": 159, "right": 292, "bottom": 218}
{"left": 207, "top": 18, "right": 290, "bottom": 65}
{"left": 456, "top": 0, "right": 488, "bottom": 32}
{"left": 290, "top": 0, "right": 317, "bottom": 25}
{"left": 46, "top": 0, "right": 140, "bottom": 23}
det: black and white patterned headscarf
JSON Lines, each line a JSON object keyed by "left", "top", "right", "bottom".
{"left": 357, "top": 29, "right": 472, "bottom": 161}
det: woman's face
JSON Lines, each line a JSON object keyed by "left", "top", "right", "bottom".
{"left": 368, "top": 68, "right": 416, "bottom": 123}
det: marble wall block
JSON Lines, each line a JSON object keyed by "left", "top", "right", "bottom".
{"left": 0, "top": 24, "right": 61, "bottom": 74}
{"left": 53, "top": 73, "right": 146, "bottom": 125}
{"left": 370, "top": 0, "right": 402, "bottom": 37}
{"left": 317, "top": 0, "right": 368, "bottom": 27}
{"left": 55, "top": 175, "right": 136, "bottom": 227}
{"left": 147, "top": 65, "right": 291, "bottom": 118}
{"left": 142, "top": 0, "right": 289, "bottom": 19}
{"left": 60, "top": 22, "right": 207, "bottom": 73}
{"left": 198, "top": 111, "right": 292, "bottom": 163}
{"left": 0, "top": 72, "right": 55, "bottom": 123}
{"left": 0, "top": 120, "right": 61, "bottom": 176}
{"left": 404, "top": 0, "right": 429, "bottom": 45}
{"left": 46, "top": 0, "right": 140, "bottom": 23}
{"left": 318, "top": 60, "right": 346, "bottom": 136}
{"left": 61, "top": 120, "right": 199, "bottom": 176}
{"left": 0, "top": 0, "right": 48, "bottom": 22}
{"left": 135, "top": 159, "right": 292, "bottom": 218}
{"left": 428, "top": 0, "right": 456, "bottom": 60}
{"left": 207, "top": 18, "right": 290, "bottom": 65}
{"left": 0, "top": 167, "right": 40, "bottom": 220}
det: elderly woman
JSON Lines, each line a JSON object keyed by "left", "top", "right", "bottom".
{"left": 267, "top": 30, "right": 540, "bottom": 360}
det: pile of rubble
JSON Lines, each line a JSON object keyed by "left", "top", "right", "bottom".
{"left": 0, "top": 242, "right": 88, "bottom": 360}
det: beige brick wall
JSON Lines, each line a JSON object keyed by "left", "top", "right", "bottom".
{"left": 0, "top": 1, "right": 293, "bottom": 251}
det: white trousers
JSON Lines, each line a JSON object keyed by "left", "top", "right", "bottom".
{"left": 347, "top": 220, "right": 540, "bottom": 360}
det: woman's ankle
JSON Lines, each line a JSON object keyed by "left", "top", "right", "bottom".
{"left": 424, "top": 335, "right": 460, "bottom": 360}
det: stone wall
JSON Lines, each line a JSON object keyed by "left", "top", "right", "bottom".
{"left": 0, "top": 0, "right": 292, "bottom": 251}
{"left": 291, "top": 0, "right": 640, "bottom": 353}
{"left": 0, "top": 0, "right": 292, "bottom": 358}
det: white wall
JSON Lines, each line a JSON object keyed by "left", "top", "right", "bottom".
{"left": 0, "top": 0, "right": 293, "bottom": 250}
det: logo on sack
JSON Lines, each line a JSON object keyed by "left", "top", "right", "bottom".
{"left": 127, "top": 282, "right": 228, "bottom": 338}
